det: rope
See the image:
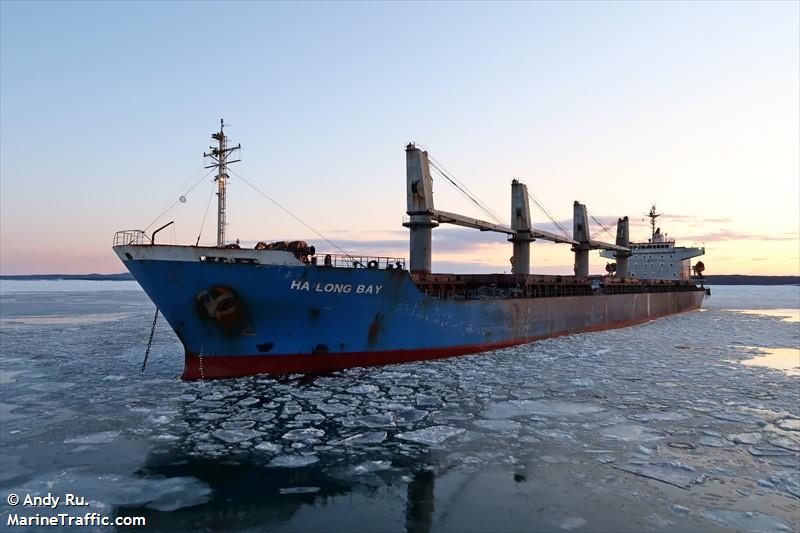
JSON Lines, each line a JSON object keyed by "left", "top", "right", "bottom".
{"left": 227, "top": 168, "right": 355, "bottom": 260}
{"left": 143, "top": 168, "right": 216, "bottom": 233}
{"left": 195, "top": 180, "right": 217, "bottom": 246}
{"left": 141, "top": 308, "right": 159, "bottom": 373}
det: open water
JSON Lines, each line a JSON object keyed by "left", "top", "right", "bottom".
{"left": 0, "top": 281, "right": 798, "bottom": 532}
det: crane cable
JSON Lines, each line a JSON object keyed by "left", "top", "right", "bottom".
{"left": 526, "top": 191, "right": 571, "bottom": 241}
{"left": 412, "top": 145, "right": 507, "bottom": 225}
{"left": 588, "top": 208, "right": 615, "bottom": 240}
{"left": 425, "top": 155, "right": 506, "bottom": 225}
{"left": 227, "top": 168, "right": 356, "bottom": 260}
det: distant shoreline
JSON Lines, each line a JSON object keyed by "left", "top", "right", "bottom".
{"left": 0, "top": 273, "right": 134, "bottom": 281}
{"left": 1, "top": 273, "right": 798, "bottom": 285}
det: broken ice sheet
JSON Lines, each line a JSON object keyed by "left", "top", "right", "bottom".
{"left": 282, "top": 428, "right": 325, "bottom": 441}
{"left": 213, "top": 429, "right": 258, "bottom": 444}
{"left": 600, "top": 424, "right": 663, "bottom": 442}
{"left": 629, "top": 411, "right": 689, "bottom": 422}
{"left": 342, "top": 431, "right": 387, "bottom": 445}
{"left": 768, "top": 436, "right": 800, "bottom": 452}
{"left": 615, "top": 461, "right": 705, "bottom": 489}
{"left": 697, "top": 435, "right": 726, "bottom": 447}
{"left": 482, "top": 400, "right": 604, "bottom": 419}
{"left": 64, "top": 431, "right": 121, "bottom": 444}
{"left": 775, "top": 417, "right": 800, "bottom": 431}
{"left": 473, "top": 419, "right": 523, "bottom": 432}
{"left": 8, "top": 471, "right": 211, "bottom": 512}
{"left": 396, "top": 426, "right": 465, "bottom": 446}
{"left": 269, "top": 455, "right": 319, "bottom": 468}
{"left": 254, "top": 442, "right": 282, "bottom": 454}
{"left": 709, "top": 410, "right": 767, "bottom": 426}
{"left": 353, "top": 460, "right": 392, "bottom": 474}
{"left": 700, "top": 509, "right": 792, "bottom": 532}
{"left": 726, "top": 432, "right": 763, "bottom": 445}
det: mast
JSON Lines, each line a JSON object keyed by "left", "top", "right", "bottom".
{"left": 204, "top": 119, "right": 241, "bottom": 247}
{"left": 647, "top": 204, "right": 661, "bottom": 239}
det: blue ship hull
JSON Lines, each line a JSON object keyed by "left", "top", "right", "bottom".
{"left": 120, "top": 253, "right": 705, "bottom": 380}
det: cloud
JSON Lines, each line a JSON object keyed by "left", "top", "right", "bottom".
{"left": 661, "top": 214, "right": 732, "bottom": 224}
{"left": 681, "top": 230, "right": 800, "bottom": 242}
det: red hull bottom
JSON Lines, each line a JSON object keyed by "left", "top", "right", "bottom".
{"left": 181, "top": 308, "right": 699, "bottom": 380}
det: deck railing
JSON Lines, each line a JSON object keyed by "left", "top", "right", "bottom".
{"left": 114, "top": 230, "right": 150, "bottom": 246}
{"left": 314, "top": 254, "right": 405, "bottom": 270}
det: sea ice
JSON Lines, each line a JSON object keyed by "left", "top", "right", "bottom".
{"left": 352, "top": 414, "right": 396, "bottom": 428}
{"left": 254, "top": 442, "right": 282, "bottom": 453}
{"left": 346, "top": 384, "right": 379, "bottom": 394}
{"left": 767, "top": 436, "right": 800, "bottom": 451}
{"left": 343, "top": 431, "right": 387, "bottom": 445}
{"left": 482, "top": 400, "right": 604, "bottom": 419}
{"left": 318, "top": 403, "right": 354, "bottom": 414}
{"left": 700, "top": 509, "right": 792, "bottom": 532}
{"left": 600, "top": 424, "right": 663, "bottom": 442}
{"left": 747, "top": 446, "right": 794, "bottom": 457}
{"left": 295, "top": 413, "right": 325, "bottom": 423}
{"left": 212, "top": 429, "right": 258, "bottom": 444}
{"left": 726, "top": 432, "right": 763, "bottom": 445}
{"left": 238, "top": 397, "right": 260, "bottom": 407}
{"left": 269, "top": 455, "right": 319, "bottom": 468}
{"left": 221, "top": 420, "right": 256, "bottom": 430}
{"left": 629, "top": 412, "right": 689, "bottom": 422}
{"left": 473, "top": 419, "right": 523, "bottom": 432}
{"left": 8, "top": 471, "right": 211, "bottom": 512}
{"left": 709, "top": 411, "right": 767, "bottom": 426}
{"left": 415, "top": 395, "right": 443, "bottom": 407}
{"left": 396, "top": 426, "right": 465, "bottom": 446}
{"left": 616, "top": 461, "right": 704, "bottom": 489}
{"left": 775, "top": 417, "right": 800, "bottom": 431}
{"left": 197, "top": 412, "right": 226, "bottom": 421}
{"left": 353, "top": 460, "right": 392, "bottom": 474}
{"left": 282, "top": 428, "right": 325, "bottom": 441}
{"left": 64, "top": 431, "right": 121, "bottom": 444}
{"left": 697, "top": 436, "right": 726, "bottom": 447}
{"left": 251, "top": 411, "right": 276, "bottom": 422}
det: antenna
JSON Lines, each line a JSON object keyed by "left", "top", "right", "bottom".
{"left": 647, "top": 204, "right": 661, "bottom": 239}
{"left": 204, "top": 119, "right": 241, "bottom": 246}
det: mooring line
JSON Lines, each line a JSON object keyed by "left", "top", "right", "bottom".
{"left": 141, "top": 308, "right": 159, "bottom": 373}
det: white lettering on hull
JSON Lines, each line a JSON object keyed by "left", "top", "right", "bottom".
{"left": 289, "top": 281, "right": 383, "bottom": 295}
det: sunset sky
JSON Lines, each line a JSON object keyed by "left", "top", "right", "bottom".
{"left": 1, "top": 1, "right": 798, "bottom": 276}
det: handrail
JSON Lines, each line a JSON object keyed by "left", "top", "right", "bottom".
{"left": 316, "top": 253, "right": 405, "bottom": 270}
{"left": 113, "top": 230, "right": 149, "bottom": 246}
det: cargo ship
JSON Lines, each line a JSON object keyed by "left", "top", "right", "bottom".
{"left": 113, "top": 122, "right": 706, "bottom": 380}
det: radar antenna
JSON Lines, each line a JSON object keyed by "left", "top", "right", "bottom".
{"left": 204, "top": 119, "right": 241, "bottom": 247}
{"left": 646, "top": 205, "right": 661, "bottom": 239}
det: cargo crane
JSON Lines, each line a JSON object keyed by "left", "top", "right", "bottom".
{"left": 403, "top": 143, "right": 630, "bottom": 278}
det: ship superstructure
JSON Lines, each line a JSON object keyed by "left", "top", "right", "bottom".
{"left": 600, "top": 206, "right": 705, "bottom": 280}
{"left": 113, "top": 123, "right": 706, "bottom": 380}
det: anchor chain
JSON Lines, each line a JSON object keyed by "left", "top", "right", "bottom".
{"left": 141, "top": 308, "right": 159, "bottom": 373}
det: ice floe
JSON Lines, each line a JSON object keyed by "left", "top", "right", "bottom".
{"left": 396, "top": 426, "right": 465, "bottom": 446}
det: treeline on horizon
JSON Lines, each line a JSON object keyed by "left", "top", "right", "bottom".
{"left": 1, "top": 273, "right": 798, "bottom": 285}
